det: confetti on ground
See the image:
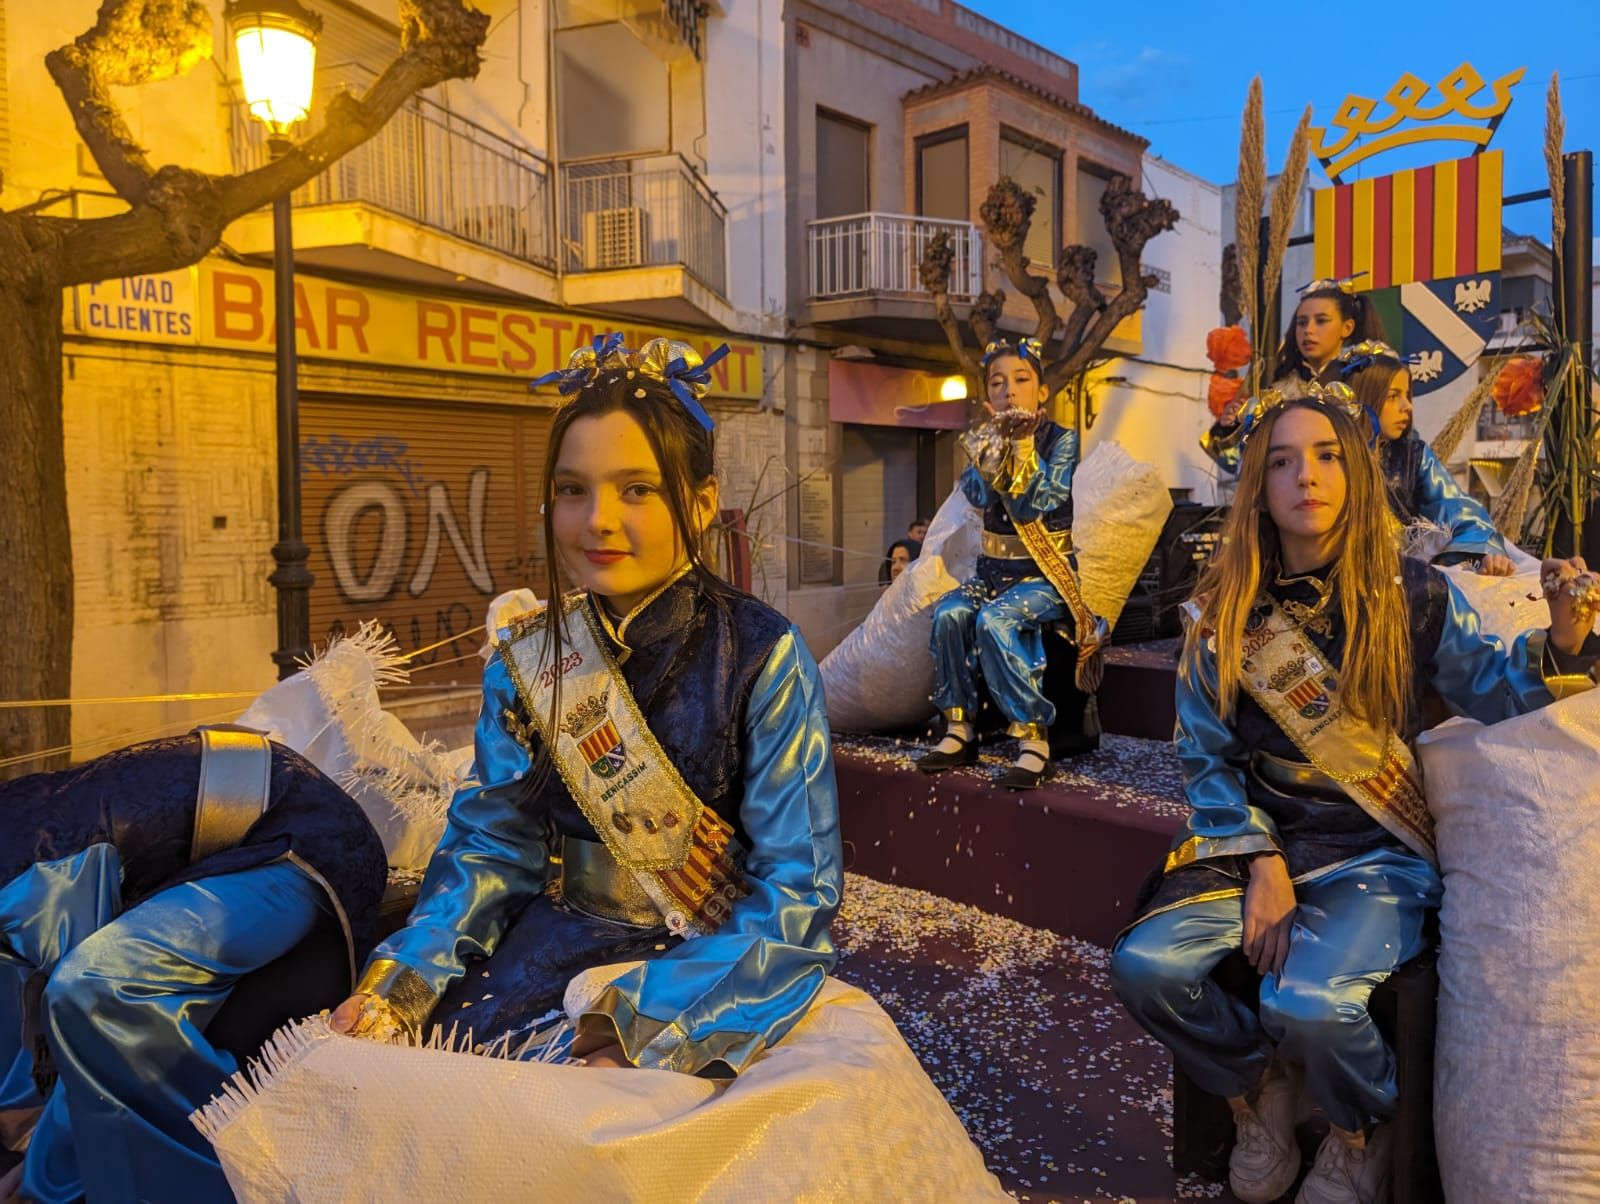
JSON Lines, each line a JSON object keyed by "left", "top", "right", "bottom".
{"left": 834, "top": 872, "right": 1228, "bottom": 1203}
{"left": 834, "top": 732, "right": 1190, "bottom": 821}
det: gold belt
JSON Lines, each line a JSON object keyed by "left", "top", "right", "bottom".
{"left": 1250, "top": 749, "right": 1340, "bottom": 798}
{"left": 557, "top": 836, "right": 663, "bottom": 928}
{"left": 981, "top": 527, "right": 1072, "bottom": 560}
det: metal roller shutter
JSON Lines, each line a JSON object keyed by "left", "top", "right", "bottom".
{"left": 300, "top": 395, "right": 550, "bottom": 687}
{"left": 840, "top": 425, "right": 918, "bottom": 625}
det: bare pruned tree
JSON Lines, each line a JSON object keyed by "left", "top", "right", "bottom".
{"left": 0, "top": 0, "right": 490, "bottom": 777}
{"left": 920, "top": 174, "right": 1178, "bottom": 398}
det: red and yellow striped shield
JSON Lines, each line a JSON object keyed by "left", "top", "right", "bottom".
{"left": 577, "top": 720, "right": 627, "bottom": 779}
{"left": 1313, "top": 150, "right": 1502, "bottom": 289}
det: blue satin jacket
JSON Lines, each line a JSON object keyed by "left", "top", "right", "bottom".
{"left": 1170, "top": 560, "right": 1597, "bottom": 881}
{"left": 962, "top": 417, "right": 1077, "bottom": 593}
{"left": 368, "top": 577, "right": 843, "bottom": 1076}
{"left": 1380, "top": 431, "right": 1507, "bottom": 562}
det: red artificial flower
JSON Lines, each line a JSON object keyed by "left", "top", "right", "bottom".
{"left": 1207, "top": 372, "right": 1243, "bottom": 418}
{"left": 1205, "top": 325, "right": 1252, "bottom": 372}
{"left": 1492, "top": 356, "right": 1545, "bottom": 419}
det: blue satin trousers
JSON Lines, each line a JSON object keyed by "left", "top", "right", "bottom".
{"left": 0, "top": 847, "right": 326, "bottom": 1202}
{"left": 929, "top": 576, "right": 1068, "bottom": 728}
{"left": 1109, "top": 848, "right": 1442, "bottom": 1132}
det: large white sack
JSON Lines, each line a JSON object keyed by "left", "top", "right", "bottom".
{"left": 817, "top": 487, "right": 978, "bottom": 732}
{"left": 1418, "top": 690, "right": 1600, "bottom": 1202}
{"left": 1070, "top": 441, "right": 1174, "bottom": 628}
{"left": 818, "top": 441, "right": 1171, "bottom": 732}
{"left": 192, "top": 976, "right": 1008, "bottom": 1203}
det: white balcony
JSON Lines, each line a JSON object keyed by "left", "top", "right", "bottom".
{"left": 805, "top": 213, "right": 983, "bottom": 339}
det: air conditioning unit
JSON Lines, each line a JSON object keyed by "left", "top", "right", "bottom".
{"left": 581, "top": 207, "right": 649, "bottom": 269}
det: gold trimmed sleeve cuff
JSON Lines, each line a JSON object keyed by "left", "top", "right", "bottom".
{"left": 1538, "top": 627, "right": 1600, "bottom": 700}
{"left": 578, "top": 984, "right": 765, "bottom": 1078}
{"left": 355, "top": 958, "right": 439, "bottom": 1040}
{"left": 1164, "top": 832, "right": 1281, "bottom": 873}
{"left": 996, "top": 437, "right": 1041, "bottom": 497}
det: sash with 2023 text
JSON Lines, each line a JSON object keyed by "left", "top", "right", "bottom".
{"left": 1238, "top": 598, "right": 1436, "bottom": 864}
{"left": 498, "top": 596, "right": 750, "bottom": 936}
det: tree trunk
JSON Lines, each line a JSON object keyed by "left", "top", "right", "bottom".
{"left": 0, "top": 224, "right": 73, "bottom": 780}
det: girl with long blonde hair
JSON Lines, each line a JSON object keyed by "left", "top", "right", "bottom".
{"left": 1112, "top": 396, "right": 1598, "bottom": 1204}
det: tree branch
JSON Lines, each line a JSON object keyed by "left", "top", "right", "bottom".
{"left": 54, "top": 0, "right": 490, "bottom": 287}
{"left": 1043, "top": 175, "right": 1177, "bottom": 394}
{"left": 919, "top": 230, "right": 984, "bottom": 390}
{"left": 45, "top": 0, "right": 214, "bottom": 204}
{"left": 980, "top": 178, "right": 1060, "bottom": 345}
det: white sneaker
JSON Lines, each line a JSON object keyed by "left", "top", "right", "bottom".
{"left": 1229, "top": 1063, "right": 1303, "bottom": 1203}
{"left": 1295, "top": 1124, "right": 1392, "bottom": 1204}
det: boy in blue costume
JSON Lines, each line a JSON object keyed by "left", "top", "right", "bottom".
{"left": 917, "top": 338, "right": 1105, "bottom": 791}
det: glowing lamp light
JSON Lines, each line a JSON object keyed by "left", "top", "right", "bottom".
{"left": 227, "top": 0, "right": 322, "bottom": 137}
{"left": 939, "top": 375, "right": 968, "bottom": 402}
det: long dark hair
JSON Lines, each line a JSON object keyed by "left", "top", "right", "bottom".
{"left": 1274, "top": 287, "right": 1388, "bottom": 382}
{"left": 533, "top": 370, "right": 733, "bottom": 759}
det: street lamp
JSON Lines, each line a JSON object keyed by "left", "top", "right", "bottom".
{"left": 226, "top": 0, "right": 322, "bottom": 679}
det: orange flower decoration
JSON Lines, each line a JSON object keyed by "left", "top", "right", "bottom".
{"left": 1207, "top": 372, "right": 1243, "bottom": 418}
{"left": 1206, "top": 325, "right": 1252, "bottom": 373}
{"left": 1492, "top": 356, "right": 1545, "bottom": 419}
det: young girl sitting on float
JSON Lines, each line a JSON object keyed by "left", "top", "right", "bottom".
{"left": 1337, "top": 339, "right": 1514, "bottom": 573}
{"left": 916, "top": 337, "right": 1103, "bottom": 790}
{"left": 1112, "top": 390, "right": 1597, "bottom": 1204}
{"left": 331, "top": 335, "right": 843, "bottom": 1076}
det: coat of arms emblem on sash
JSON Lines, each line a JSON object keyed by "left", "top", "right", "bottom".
{"left": 562, "top": 690, "right": 627, "bottom": 779}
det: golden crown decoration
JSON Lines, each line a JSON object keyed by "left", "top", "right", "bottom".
{"left": 1310, "top": 62, "right": 1524, "bottom": 183}
{"left": 560, "top": 689, "right": 611, "bottom": 739}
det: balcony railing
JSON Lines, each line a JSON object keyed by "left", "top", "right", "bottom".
{"left": 560, "top": 154, "right": 728, "bottom": 297}
{"left": 807, "top": 213, "right": 983, "bottom": 301}
{"left": 231, "top": 64, "right": 556, "bottom": 269}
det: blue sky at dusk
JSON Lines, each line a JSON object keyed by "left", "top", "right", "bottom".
{"left": 964, "top": 0, "right": 1600, "bottom": 239}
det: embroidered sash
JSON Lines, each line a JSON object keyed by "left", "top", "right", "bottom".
{"left": 1013, "top": 517, "right": 1109, "bottom": 692}
{"left": 1239, "top": 598, "right": 1436, "bottom": 863}
{"left": 499, "top": 597, "right": 750, "bottom": 937}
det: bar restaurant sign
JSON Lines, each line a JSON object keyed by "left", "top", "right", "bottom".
{"left": 64, "top": 260, "right": 764, "bottom": 400}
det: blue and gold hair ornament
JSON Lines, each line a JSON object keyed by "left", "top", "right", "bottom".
{"left": 980, "top": 337, "right": 1046, "bottom": 375}
{"left": 1235, "top": 379, "right": 1366, "bottom": 445}
{"left": 1297, "top": 272, "right": 1367, "bottom": 296}
{"left": 530, "top": 333, "right": 727, "bottom": 432}
{"left": 1336, "top": 339, "right": 1417, "bottom": 376}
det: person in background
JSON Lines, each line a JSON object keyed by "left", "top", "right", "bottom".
{"left": 908, "top": 518, "right": 930, "bottom": 544}
{"left": 879, "top": 539, "right": 920, "bottom": 587}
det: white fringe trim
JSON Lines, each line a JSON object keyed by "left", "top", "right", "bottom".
{"left": 190, "top": 1011, "right": 576, "bottom": 1144}
{"left": 298, "top": 621, "right": 469, "bottom": 830}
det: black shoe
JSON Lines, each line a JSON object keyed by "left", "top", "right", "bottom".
{"left": 999, "top": 748, "right": 1051, "bottom": 791}
{"left": 917, "top": 734, "right": 979, "bottom": 773}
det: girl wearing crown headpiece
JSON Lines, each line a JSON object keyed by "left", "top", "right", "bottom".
{"left": 1112, "top": 396, "right": 1598, "bottom": 1203}
{"left": 915, "top": 339, "right": 1103, "bottom": 791}
{"left": 1203, "top": 276, "right": 1384, "bottom": 466}
{"left": 332, "top": 335, "right": 843, "bottom": 1079}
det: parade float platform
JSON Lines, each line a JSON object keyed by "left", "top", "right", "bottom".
{"left": 833, "top": 638, "right": 1185, "bottom": 947}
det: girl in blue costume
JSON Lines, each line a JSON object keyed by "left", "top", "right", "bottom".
{"left": 0, "top": 730, "right": 386, "bottom": 1202}
{"left": 916, "top": 338, "right": 1101, "bottom": 791}
{"left": 1338, "top": 339, "right": 1514, "bottom": 573}
{"left": 1202, "top": 277, "right": 1385, "bottom": 468}
{"left": 331, "top": 336, "right": 842, "bottom": 1078}
{"left": 1111, "top": 394, "right": 1598, "bottom": 1204}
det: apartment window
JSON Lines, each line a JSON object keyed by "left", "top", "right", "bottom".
{"left": 916, "top": 127, "right": 968, "bottom": 222}
{"left": 816, "top": 110, "right": 870, "bottom": 219}
{"left": 556, "top": 24, "right": 671, "bottom": 159}
{"left": 999, "top": 130, "right": 1061, "bottom": 270}
{"left": 1075, "top": 164, "right": 1123, "bottom": 288}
